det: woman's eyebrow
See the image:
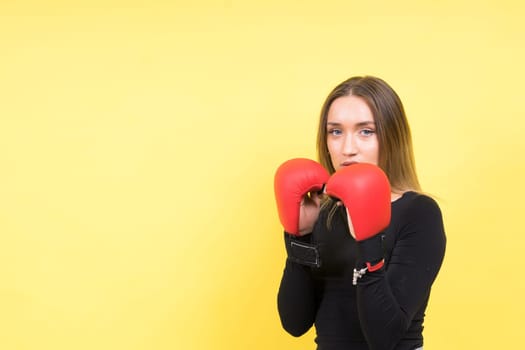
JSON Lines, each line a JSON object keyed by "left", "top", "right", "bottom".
{"left": 326, "top": 121, "right": 375, "bottom": 127}
{"left": 355, "top": 121, "right": 376, "bottom": 127}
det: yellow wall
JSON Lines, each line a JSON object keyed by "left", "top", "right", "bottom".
{"left": 1, "top": 1, "right": 524, "bottom": 349}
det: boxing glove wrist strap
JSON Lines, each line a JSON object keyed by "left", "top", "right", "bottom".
{"left": 284, "top": 233, "right": 321, "bottom": 268}
{"left": 353, "top": 233, "right": 386, "bottom": 285}
{"left": 352, "top": 259, "right": 385, "bottom": 285}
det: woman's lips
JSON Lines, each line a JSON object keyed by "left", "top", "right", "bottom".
{"left": 341, "top": 161, "right": 357, "bottom": 167}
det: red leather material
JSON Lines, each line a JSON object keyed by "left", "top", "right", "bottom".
{"left": 274, "top": 158, "right": 330, "bottom": 235}
{"left": 325, "top": 163, "right": 391, "bottom": 241}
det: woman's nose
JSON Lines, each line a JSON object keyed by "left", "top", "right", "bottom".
{"left": 342, "top": 135, "right": 357, "bottom": 156}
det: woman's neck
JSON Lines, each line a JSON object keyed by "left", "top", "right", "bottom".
{"left": 391, "top": 188, "right": 415, "bottom": 202}
{"left": 391, "top": 192, "right": 403, "bottom": 202}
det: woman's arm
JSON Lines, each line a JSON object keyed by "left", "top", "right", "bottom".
{"left": 356, "top": 194, "right": 447, "bottom": 350}
{"left": 277, "top": 233, "right": 318, "bottom": 337}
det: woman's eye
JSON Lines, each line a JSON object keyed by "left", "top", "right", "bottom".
{"left": 360, "top": 129, "right": 375, "bottom": 136}
{"left": 328, "top": 129, "right": 342, "bottom": 136}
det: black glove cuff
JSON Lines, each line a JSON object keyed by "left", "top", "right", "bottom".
{"left": 356, "top": 233, "right": 386, "bottom": 268}
{"left": 284, "top": 232, "right": 321, "bottom": 268}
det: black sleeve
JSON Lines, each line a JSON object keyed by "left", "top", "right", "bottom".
{"left": 355, "top": 195, "right": 447, "bottom": 350}
{"left": 277, "top": 233, "right": 317, "bottom": 337}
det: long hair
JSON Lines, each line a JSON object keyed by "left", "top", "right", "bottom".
{"left": 316, "top": 76, "right": 421, "bottom": 224}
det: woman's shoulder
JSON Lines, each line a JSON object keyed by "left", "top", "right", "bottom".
{"left": 391, "top": 191, "right": 446, "bottom": 250}
{"left": 393, "top": 191, "right": 443, "bottom": 220}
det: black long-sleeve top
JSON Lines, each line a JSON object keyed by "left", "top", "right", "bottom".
{"left": 277, "top": 191, "right": 446, "bottom": 350}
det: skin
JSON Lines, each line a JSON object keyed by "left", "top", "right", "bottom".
{"left": 326, "top": 95, "right": 379, "bottom": 169}
{"left": 299, "top": 95, "right": 401, "bottom": 236}
{"left": 298, "top": 192, "right": 323, "bottom": 236}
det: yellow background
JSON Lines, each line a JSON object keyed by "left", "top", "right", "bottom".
{"left": 1, "top": 1, "right": 524, "bottom": 349}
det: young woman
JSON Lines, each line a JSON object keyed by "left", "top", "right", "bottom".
{"left": 274, "top": 76, "right": 446, "bottom": 350}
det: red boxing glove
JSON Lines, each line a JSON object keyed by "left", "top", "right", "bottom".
{"left": 325, "top": 163, "right": 391, "bottom": 241}
{"left": 274, "top": 158, "right": 330, "bottom": 236}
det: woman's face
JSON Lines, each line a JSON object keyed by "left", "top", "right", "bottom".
{"left": 326, "top": 95, "right": 379, "bottom": 171}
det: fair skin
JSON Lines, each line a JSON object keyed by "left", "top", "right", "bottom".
{"left": 326, "top": 95, "right": 379, "bottom": 170}
{"left": 298, "top": 95, "right": 401, "bottom": 236}
{"left": 326, "top": 95, "right": 403, "bottom": 201}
